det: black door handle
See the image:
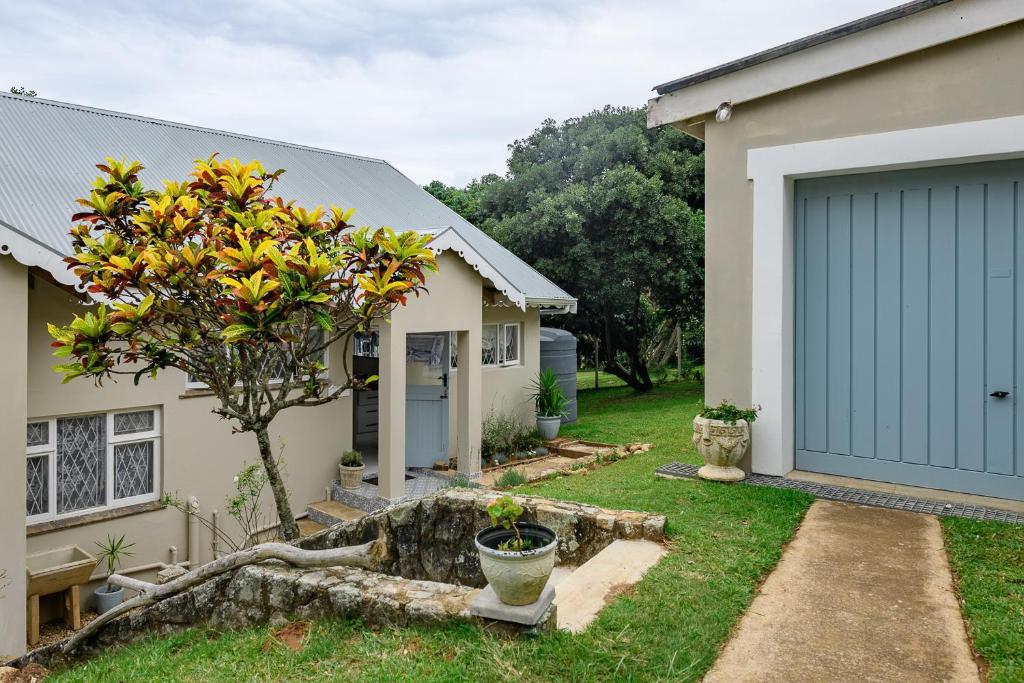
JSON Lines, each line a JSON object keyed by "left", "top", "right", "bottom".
{"left": 990, "top": 390, "right": 1010, "bottom": 399}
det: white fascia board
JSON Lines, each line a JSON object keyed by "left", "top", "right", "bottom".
{"left": 746, "top": 114, "right": 1024, "bottom": 477}
{"left": 427, "top": 227, "right": 528, "bottom": 311}
{"left": 0, "top": 224, "right": 88, "bottom": 292}
{"left": 648, "top": 0, "right": 1023, "bottom": 128}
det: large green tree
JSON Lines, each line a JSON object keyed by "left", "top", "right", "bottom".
{"left": 432, "top": 106, "right": 704, "bottom": 392}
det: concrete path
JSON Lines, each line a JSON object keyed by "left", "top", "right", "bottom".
{"left": 703, "top": 500, "right": 979, "bottom": 683}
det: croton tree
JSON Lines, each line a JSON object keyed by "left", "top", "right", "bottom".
{"left": 49, "top": 156, "right": 437, "bottom": 539}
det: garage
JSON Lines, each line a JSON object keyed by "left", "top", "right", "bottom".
{"left": 795, "top": 160, "right": 1024, "bottom": 500}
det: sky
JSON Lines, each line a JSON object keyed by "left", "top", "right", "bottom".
{"left": 2, "top": 0, "right": 897, "bottom": 186}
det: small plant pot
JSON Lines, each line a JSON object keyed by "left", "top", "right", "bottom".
{"left": 536, "top": 416, "right": 562, "bottom": 441}
{"left": 692, "top": 415, "right": 750, "bottom": 482}
{"left": 339, "top": 464, "right": 365, "bottom": 490}
{"left": 94, "top": 584, "right": 124, "bottom": 615}
{"left": 475, "top": 522, "right": 558, "bottom": 606}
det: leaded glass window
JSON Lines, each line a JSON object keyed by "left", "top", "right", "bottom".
{"left": 482, "top": 324, "right": 499, "bottom": 366}
{"left": 113, "top": 410, "right": 154, "bottom": 435}
{"left": 56, "top": 415, "right": 106, "bottom": 514}
{"left": 114, "top": 441, "right": 154, "bottom": 500}
{"left": 26, "top": 408, "right": 161, "bottom": 522}
{"left": 27, "top": 421, "right": 49, "bottom": 447}
{"left": 26, "top": 455, "right": 48, "bottom": 518}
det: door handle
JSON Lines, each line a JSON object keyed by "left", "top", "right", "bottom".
{"left": 990, "top": 390, "right": 1010, "bottom": 399}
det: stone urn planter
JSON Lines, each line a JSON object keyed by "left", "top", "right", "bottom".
{"left": 476, "top": 522, "right": 557, "bottom": 605}
{"left": 692, "top": 415, "right": 751, "bottom": 482}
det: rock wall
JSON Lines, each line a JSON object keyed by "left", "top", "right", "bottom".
{"left": 9, "top": 489, "right": 665, "bottom": 671}
{"left": 298, "top": 489, "right": 665, "bottom": 586}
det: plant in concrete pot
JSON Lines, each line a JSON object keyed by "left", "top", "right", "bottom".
{"left": 530, "top": 369, "right": 569, "bottom": 441}
{"left": 339, "top": 449, "right": 365, "bottom": 490}
{"left": 475, "top": 495, "right": 557, "bottom": 606}
{"left": 94, "top": 534, "right": 135, "bottom": 615}
{"left": 692, "top": 401, "right": 759, "bottom": 482}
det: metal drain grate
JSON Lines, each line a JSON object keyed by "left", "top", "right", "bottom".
{"left": 655, "top": 462, "right": 1024, "bottom": 525}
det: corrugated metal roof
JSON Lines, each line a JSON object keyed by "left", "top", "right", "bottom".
{"left": 0, "top": 92, "right": 573, "bottom": 306}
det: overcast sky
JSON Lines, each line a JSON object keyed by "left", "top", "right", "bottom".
{"left": 2, "top": 1, "right": 896, "bottom": 185}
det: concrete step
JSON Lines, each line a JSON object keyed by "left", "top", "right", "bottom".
{"left": 553, "top": 539, "right": 667, "bottom": 633}
{"left": 298, "top": 518, "right": 327, "bottom": 536}
{"left": 306, "top": 500, "right": 367, "bottom": 528}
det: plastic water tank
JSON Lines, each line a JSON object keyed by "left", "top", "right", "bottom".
{"left": 539, "top": 327, "right": 578, "bottom": 423}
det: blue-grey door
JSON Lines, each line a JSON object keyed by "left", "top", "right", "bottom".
{"left": 795, "top": 160, "right": 1024, "bottom": 501}
{"left": 405, "top": 332, "right": 450, "bottom": 468}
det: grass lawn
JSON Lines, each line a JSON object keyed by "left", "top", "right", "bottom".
{"left": 574, "top": 368, "right": 702, "bottom": 391}
{"left": 942, "top": 518, "right": 1024, "bottom": 683}
{"left": 53, "top": 381, "right": 814, "bottom": 682}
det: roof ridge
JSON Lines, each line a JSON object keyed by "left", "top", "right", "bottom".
{"left": 0, "top": 92, "right": 388, "bottom": 164}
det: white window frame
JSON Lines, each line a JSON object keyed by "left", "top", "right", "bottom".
{"left": 186, "top": 338, "right": 330, "bottom": 389}
{"left": 500, "top": 322, "right": 521, "bottom": 367}
{"left": 481, "top": 323, "right": 500, "bottom": 368}
{"left": 25, "top": 407, "right": 162, "bottom": 524}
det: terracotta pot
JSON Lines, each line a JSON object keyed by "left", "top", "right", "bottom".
{"left": 692, "top": 415, "right": 750, "bottom": 482}
{"left": 475, "top": 522, "right": 557, "bottom": 605}
{"left": 339, "top": 464, "right": 365, "bottom": 490}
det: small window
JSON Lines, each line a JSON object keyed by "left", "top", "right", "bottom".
{"left": 449, "top": 332, "right": 459, "bottom": 370}
{"left": 501, "top": 323, "right": 520, "bottom": 366}
{"left": 482, "top": 324, "right": 499, "bottom": 367}
{"left": 25, "top": 408, "right": 161, "bottom": 523}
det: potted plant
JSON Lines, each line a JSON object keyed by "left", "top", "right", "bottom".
{"left": 339, "top": 449, "right": 365, "bottom": 490}
{"left": 530, "top": 369, "right": 569, "bottom": 441}
{"left": 475, "top": 495, "right": 557, "bottom": 605}
{"left": 94, "top": 534, "right": 135, "bottom": 615}
{"left": 692, "top": 401, "right": 759, "bottom": 482}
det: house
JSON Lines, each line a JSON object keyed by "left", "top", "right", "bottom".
{"left": 649, "top": 0, "right": 1024, "bottom": 500}
{"left": 0, "top": 92, "right": 575, "bottom": 656}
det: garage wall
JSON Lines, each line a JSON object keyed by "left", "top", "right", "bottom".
{"left": 699, "top": 21, "right": 1024, "bottom": 421}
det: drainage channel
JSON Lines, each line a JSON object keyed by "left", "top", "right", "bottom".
{"left": 655, "top": 462, "right": 1024, "bottom": 525}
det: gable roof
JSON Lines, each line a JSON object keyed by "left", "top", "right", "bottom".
{"left": 0, "top": 92, "right": 575, "bottom": 312}
{"left": 648, "top": 0, "right": 1024, "bottom": 131}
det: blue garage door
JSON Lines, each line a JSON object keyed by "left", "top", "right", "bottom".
{"left": 795, "top": 160, "right": 1024, "bottom": 501}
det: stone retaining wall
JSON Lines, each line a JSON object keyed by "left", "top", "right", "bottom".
{"left": 9, "top": 490, "right": 665, "bottom": 671}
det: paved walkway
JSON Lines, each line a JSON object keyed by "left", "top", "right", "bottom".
{"left": 703, "top": 500, "right": 980, "bottom": 683}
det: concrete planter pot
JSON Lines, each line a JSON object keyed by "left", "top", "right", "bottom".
{"left": 536, "top": 416, "right": 562, "bottom": 441}
{"left": 94, "top": 584, "right": 124, "bottom": 615}
{"left": 692, "top": 415, "right": 750, "bottom": 482}
{"left": 475, "top": 522, "right": 557, "bottom": 606}
{"left": 339, "top": 464, "right": 365, "bottom": 490}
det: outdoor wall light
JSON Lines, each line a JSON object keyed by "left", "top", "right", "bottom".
{"left": 715, "top": 101, "right": 733, "bottom": 123}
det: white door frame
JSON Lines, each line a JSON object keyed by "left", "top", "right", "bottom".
{"left": 746, "top": 115, "right": 1024, "bottom": 476}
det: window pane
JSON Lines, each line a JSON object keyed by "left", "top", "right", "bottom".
{"left": 56, "top": 415, "right": 106, "bottom": 513}
{"left": 450, "top": 332, "right": 458, "bottom": 369}
{"left": 26, "top": 454, "right": 48, "bottom": 517}
{"left": 504, "top": 325, "right": 519, "bottom": 363}
{"left": 482, "top": 325, "right": 498, "bottom": 365}
{"left": 27, "top": 421, "right": 49, "bottom": 447}
{"left": 113, "top": 410, "right": 154, "bottom": 435}
{"left": 114, "top": 441, "right": 154, "bottom": 500}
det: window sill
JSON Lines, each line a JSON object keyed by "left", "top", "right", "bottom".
{"left": 27, "top": 500, "right": 165, "bottom": 537}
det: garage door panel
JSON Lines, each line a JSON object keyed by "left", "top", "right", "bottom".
{"left": 850, "top": 193, "right": 876, "bottom": 459}
{"left": 803, "top": 196, "right": 830, "bottom": 453}
{"left": 828, "top": 194, "right": 852, "bottom": 455}
{"left": 986, "top": 181, "right": 1016, "bottom": 475}
{"left": 957, "top": 185, "right": 986, "bottom": 473}
{"left": 795, "top": 161, "right": 1023, "bottom": 501}
{"left": 901, "top": 188, "right": 929, "bottom": 465}
{"left": 875, "top": 190, "right": 902, "bottom": 462}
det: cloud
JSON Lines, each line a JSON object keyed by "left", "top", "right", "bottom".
{"left": 1, "top": 0, "right": 896, "bottom": 185}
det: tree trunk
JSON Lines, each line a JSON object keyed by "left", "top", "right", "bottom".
{"left": 255, "top": 425, "right": 301, "bottom": 541}
{"left": 64, "top": 538, "right": 384, "bottom": 653}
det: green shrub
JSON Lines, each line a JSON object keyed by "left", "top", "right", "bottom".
{"left": 530, "top": 368, "right": 569, "bottom": 418}
{"left": 496, "top": 468, "right": 528, "bottom": 488}
{"left": 340, "top": 450, "right": 363, "bottom": 467}
{"left": 482, "top": 412, "right": 531, "bottom": 459}
{"left": 699, "top": 400, "right": 759, "bottom": 424}
{"left": 445, "top": 474, "right": 477, "bottom": 489}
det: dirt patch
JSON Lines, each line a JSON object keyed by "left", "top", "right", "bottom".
{"left": 0, "top": 663, "right": 48, "bottom": 682}
{"left": 601, "top": 582, "right": 636, "bottom": 607}
{"left": 34, "top": 611, "right": 99, "bottom": 649}
{"left": 265, "top": 620, "right": 311, "bottom": 653}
